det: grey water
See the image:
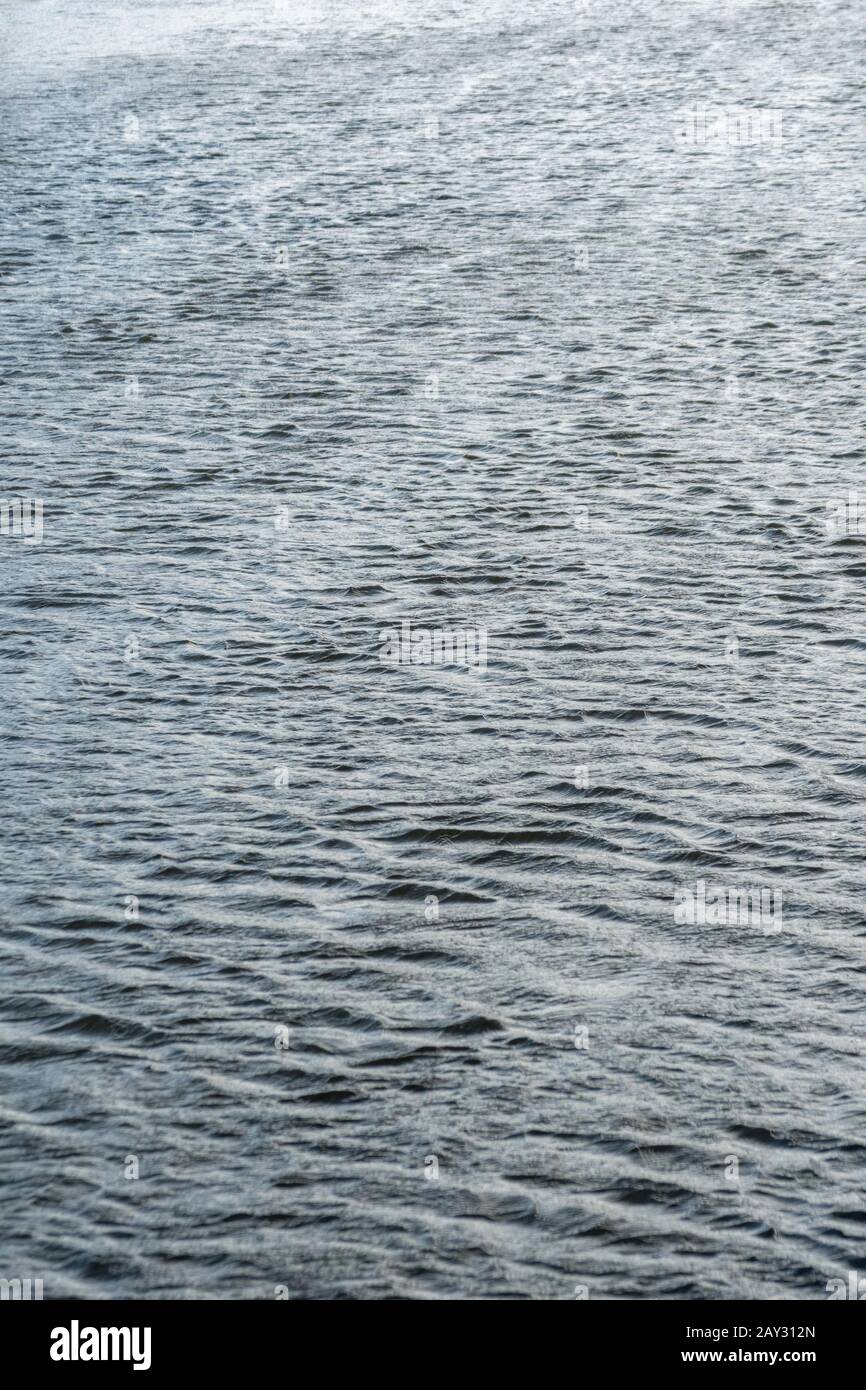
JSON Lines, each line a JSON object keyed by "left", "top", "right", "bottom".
{"left": 2, "top": 0, "right": 866, "bottom": 1300}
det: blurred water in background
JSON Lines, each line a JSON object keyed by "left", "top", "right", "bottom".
{"left": 1, "top": 0, "right": 866, "bottom": 1298}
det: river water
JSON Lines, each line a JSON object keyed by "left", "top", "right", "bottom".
{"left": 2, "top": 0, "right": 865, "bottom": 1299}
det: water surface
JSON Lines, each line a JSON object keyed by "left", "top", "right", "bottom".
{"left": 2, "top": 0, "right": 866, "bottom": 1299}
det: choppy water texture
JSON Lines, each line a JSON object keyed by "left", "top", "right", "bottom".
{"left": 2, "top": 0, "right": 866, "bottom": 1300}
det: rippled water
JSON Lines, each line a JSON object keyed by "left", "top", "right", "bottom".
{"left": 2, "top": 0, "right": 866, "bottom": 1300}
